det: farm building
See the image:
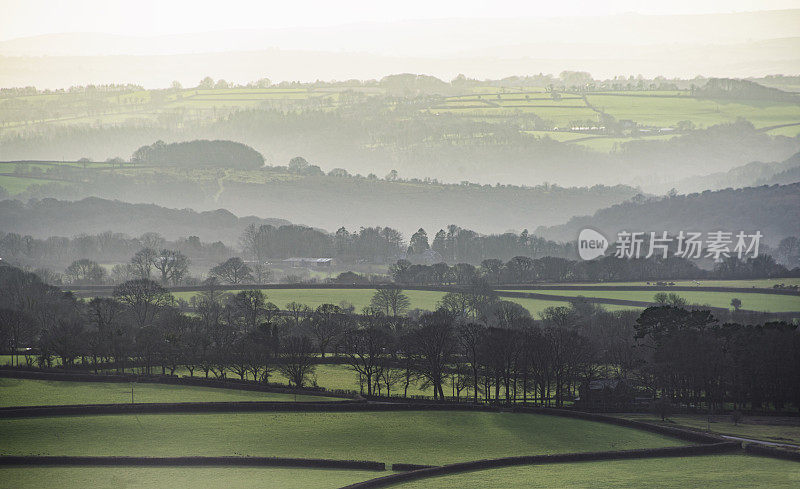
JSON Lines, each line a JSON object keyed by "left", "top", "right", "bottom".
{"left": 575, "top": 378, "right": 641, "bottom": 411}
{"left": 283, "top": 257, "right": 333, "bottom": 268}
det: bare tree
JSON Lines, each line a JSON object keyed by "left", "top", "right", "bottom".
{"left": 457, "top": 322, "right": 485, "bottom": 403}
{"left": 277, "top": 335, "right": 316, "bottom": 387}
{"left": 341, "top": 318, "right": 390, "bottom": 396}
{"left": 408, "top": 309, "right": 456, "bottom": 399}
{"left": 210, "top": 257, "right": 253, "bottom": 284}
{"left": 370, "top": 285, "right": 410, "bottom": 317}
{"left": 131, "top": 248, "right": 158, "bottom": 280}
{"left": 285, "top": 302, "right": 311, "bottom": 331}
{"left": 152, "top": 249, "right": 189, "bottom": 285}
{"left": 113, "top": 279, "right": 173, "bottom": 329}
{"left": 304, "top": 304, "right": 347, "bottom": 357}
{"left": 64, "top": 259, "right": 106, "bottom": 284}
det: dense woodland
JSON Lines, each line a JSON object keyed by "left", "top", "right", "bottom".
{"left": 388, "top": 254, "right": 798, "bottom": 286}
{"left": 131, "top": 139, "right": 265, "bottom": 169}
{"left": 0, "top": 197, "right": 290, "bottom": 245}
{"left": 1, "top": 97, "right": 797, "bottom": 190}
{"left": 3, "top": 199, "right": 799, "bottom": 285}
{"left": 3, "top": 176, "right": 800, "bottom": 269}
{"left": 1, "top": 169, "right": 639, "bottom": 236}
{"left": 1, "top": 264, "right": 797, "bottom": 412}
{"left": 536, "top": 182, "right": 800, "bottom": 247}
{"left": 666, "top": 152, "right": 800, "bottom": 194}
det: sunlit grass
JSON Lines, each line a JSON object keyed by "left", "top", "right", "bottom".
{"left": 0, "top": 411, "right": 686, "bottom": 464}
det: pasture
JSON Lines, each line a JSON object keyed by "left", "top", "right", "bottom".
{"left": 392, "top": 455, "right": 800, "bottom": 489}
{"left": 500, "top": 289, "right": 800, "bottom": 313}
{"left": 434, "top": 89, "right": 800, "bottom": 136}
{"left": 538, "top": 279, "right": 800, "bottom": 288}
{"left": 615, "top": 414, "right": 800, "bottom": 447}
{"left": 765, "top": 124, "right": 800, "bottom": 138}
{"left": 0, "top": 411, "right": 685, "bottom": 464}
{"left": 0, "top": 378, "right": 338, "bottom": 407}
{"left": 585, "top": 93, "right": 800, "bottom": 129}
{"left": 121, "top": 363, "right": 434, "bottom": 398}
{"left": 273, "top": 363, "right": 431, "bottom": 397}
{"left": 4, "top": 86, "right": 797, "bottom": 157}
{"left": 0, "top": 466, "right": 379, "bottom": 489}
{"left": 0, "top": 467, "right": 378, "bottom": 489}
{"left": 172, "top": 287, "right": 599, "bottom": 316}
{"left": 0, "top": 174, "right": 62, "bottom": 195}
{"left": 502, "top": 296, "right": 641, "bottom": 313}
{"left": 173, "top": 288, "right": 445, "bottom": 311}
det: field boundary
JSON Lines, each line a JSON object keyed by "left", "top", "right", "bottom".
{"left": 0, "top": 386, "right": 726, "bottom": 445}
{"left": 60, "top": 283, "right": 800, "bottom": 296}
{"left": 744, "top": 443, "right": 800, "bottom": 462}
{"left": 338, "top": 443, "right": 742, "bottom": 488}
{"left": 494, "top": 290, "right": 800, "bottom": 317}
{"left": 0, "top": 368, "right": 355, "bottom": 399}
{"left": 0, "top": 455, "right": 385, "bottom": 470}
{"left": 496, "top": 284, "right": 800, "bottom": 296}
{"left": 0, "top": 400, "right": 373, "bottom": 418}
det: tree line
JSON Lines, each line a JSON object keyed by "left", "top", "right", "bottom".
{"left": 131, "top": 140, "right": 265, "bottom": 169}
{"left": 0, "top": 231, "right": 234, "bottom": 285}
{"left": 388, "top": 253, "right": 798, "bottom": 286}
{"left": 1, "top": 264, "right": 797, "bottom": 412}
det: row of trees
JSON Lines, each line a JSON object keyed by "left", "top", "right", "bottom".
{"left": 2, "top": 264, "right": 797, "bottom": 411}
{"left": 389, "top": 253, "right": 797, "bottom": 285}
{"left": 239, "top": 223, "right": 405, "bottom": 264}
{"left": 0, "top": 230, "right": 233, "bottom": 280}
{"left": 131, "top": 140, "right": 265, "bottom": 169}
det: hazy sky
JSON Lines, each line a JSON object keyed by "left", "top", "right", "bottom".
{"left": 2, "top": 0, "right": 799, "bottom": 40}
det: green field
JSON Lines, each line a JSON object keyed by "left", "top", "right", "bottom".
{"left": 0, "top": 378, "right": 339, "bottom": 406}
{"left": 393, "top": 455, "right": 800, "bottom": 489}
{"left": 0, "top": 467, "right": 378, "bottom": 489}
{"left": 502, "top": 296, "right": 640, "bottom": 314}
{"left": 140, "top": 362, "right": 433, "bottom": 398}
{"left": 0, "top": 174, "right": 65, "bottom": 194}
{"left": 524, "top": 130, "right": 593, "bottom": 142}
{"left": 765, "top": 124, "right": 800, "bottom": 138}
{"left": 275, "top": 363, "right": 430, "bottom": 397}
{"left": 174, "top": 288, "right": 445, "bottom": 311}
{"left": 571, "top": 134, "right": 675, "bottom": 152}
{"left": 586, "top": 94, "right": 800, "bottom": 129}
{"left": 615, "top": 414, "right": 800, "bottom": 446}
{"left": 537, "top": 279, "right": 800, "bottom": 288}
{"left": 173, "top": 288, "right": 602, "bottom": 316}
{"left": 3, "top": 86, "right": 798, "bottom": 154}
{"left": 0, "top": 411, "right": 685, "bottom": 465}
{"left": 499, "top": 290, "right": 800, "bottom": 312}
{"left": 0, "top": 359, "right": 429, "bottom": 398}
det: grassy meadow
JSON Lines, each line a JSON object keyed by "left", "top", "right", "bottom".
{"left": 0, "top": 174, "right": 68, "bottom": 195}
{"left": 393, "top": 455, "right": 800, "bottom": 489}
{"left": 173, "top": 288, "right": 445, "bottom": 311}
{"left": 2, "top": 85, "right": 798, "bottom": 159}
{"left": 535, "top": 279, "right": 800, "bottom": 288}
{"left": 2, "top": 455, "right": 798, "bottom": 489}
{"left": 173, "top": 287, "right": 601, "bottom": 316}
{"left": 615, "top": 414, "right": 800, "bottom": 446}
{"left": 500, "top": 289, "right": 800, "bottom": 312}
{"left": 0, "top": 467, "right": 379, "bottom": 489}
{"left": 586, "top": 94, "right": 800, "bottom": 129}
{"left": 0, "top": 411, "right": 686, "bottom": 465}
{"left": 0, "top": 378, "right": 339, "bottom": 407}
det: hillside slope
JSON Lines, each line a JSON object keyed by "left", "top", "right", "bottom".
{"left": 535, "top": 183, "right": 800, "bottom": 246}
{"left": 0, "top": 197, "right": 290, "bottom": 244}
{"left": 659, "top": 152, "right": 800, "bottom": 193}
{"left": 1, "top": 166, "right": 639, "bottom": 236}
